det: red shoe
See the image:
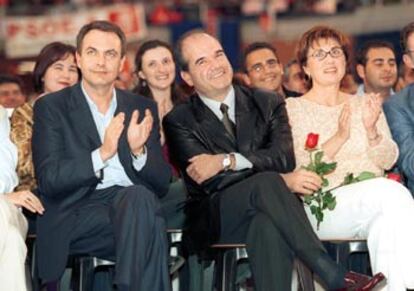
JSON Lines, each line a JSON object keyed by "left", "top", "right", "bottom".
{"left": 335, "top": 271, "right": 386, "bottom": 290}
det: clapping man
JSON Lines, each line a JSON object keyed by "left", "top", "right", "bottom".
{"left": 32, "top": 21, "right": 171, "bottom": 291}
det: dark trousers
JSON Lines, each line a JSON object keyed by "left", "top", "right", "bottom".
{"left": 69, "top": 185, "right": 171, "bottom": 291}
{"left": 219, "top": 172, "right": 347, "bottom": 291}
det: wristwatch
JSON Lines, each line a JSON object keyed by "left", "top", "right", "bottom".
{"left": 222, "top": 154, "right": 232, "bottom": 171}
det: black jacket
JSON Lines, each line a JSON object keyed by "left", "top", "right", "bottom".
{"left": 163, "top": 85, "right": 295, "bottom": 253}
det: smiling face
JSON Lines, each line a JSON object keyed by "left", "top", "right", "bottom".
{"left": 180, "top": 33, "right": 233, "bottom": 101}
{"left": 138, "top": 46, "right": 176, "bottom": 92}
{"left": 42, "top": 53, "right": 79, "bottom": 94}
{"left": 76, "top": 29, "right": 125, "bottom": 91}
{"left": 244, "top": 48, "right": 283, "bottom": 92}
{"left": 303, "top": 38, "right": 346, "bottom": 87}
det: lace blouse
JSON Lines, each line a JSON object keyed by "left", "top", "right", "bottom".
{"left": 286, "top": 96, "right": 398, "bottom": 188}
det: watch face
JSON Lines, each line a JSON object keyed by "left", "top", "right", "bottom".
{"left": 223, "top": 156, "right": 231, "bottom": 167}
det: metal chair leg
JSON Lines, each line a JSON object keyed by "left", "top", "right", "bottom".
{"left": 296, "top": 260, "right": 315, "bottom": 291}
{"left": 72, "top": 257, "right": 95, "bottom": 291}
{"left": 222, "top": 249, "right": 238, "bottom": 291}
{"left": 28, "top": 237, "right": 41, "bottom": 291}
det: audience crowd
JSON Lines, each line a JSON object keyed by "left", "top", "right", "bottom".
{"left": 1, "top": 17, "right": 414, "bottom": 291}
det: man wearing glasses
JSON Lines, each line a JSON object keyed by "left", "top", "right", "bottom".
{"left": 384, "top": 22, "right": 414, "bottom": 196}
{"left": 242, "top": 42, "right": 302, "bottom": 98}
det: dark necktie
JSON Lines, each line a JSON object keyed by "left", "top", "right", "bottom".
{"left": 220, "top": 103, "right": 236, "bottom": 140}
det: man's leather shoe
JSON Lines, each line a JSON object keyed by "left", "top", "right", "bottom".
{"left": 335, "top": 271, "right": 386, "bottom": 290}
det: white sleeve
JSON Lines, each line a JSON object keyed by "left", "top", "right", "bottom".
{"left": 0, "top": 107, "right": 18, "bottom": 194}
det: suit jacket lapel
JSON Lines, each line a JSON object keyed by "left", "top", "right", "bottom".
{"left": 234, "top": 86, "right": 257, "bottom": 153}
{"left": 68, "top": 84, "right": 101, "bottom": 150}
{"left": 192, "top": 95, "right": 237, "bottom": 152}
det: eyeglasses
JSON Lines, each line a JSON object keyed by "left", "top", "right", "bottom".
{"left": 406, "top": 49, "right": 414, "bottom": 55}
{"left": 248, "top": 59, "right": 280, "bottom": 73}
{"left": 309, "top": 47, "right": 344, "bottom": 61}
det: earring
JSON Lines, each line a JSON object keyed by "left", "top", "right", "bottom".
{"left": 141, "top": 80, "right": 147, "bottom": 87}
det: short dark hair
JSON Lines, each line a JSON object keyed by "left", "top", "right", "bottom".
{"left": 283, "top": 59, "right": 299, "bottom": 81}
{"left": 0, "top": 74, "right": 24, "bottom": 90}
{"left": 356, "top": 40, "right": 395, "bottom": 66}
{"left": 296, "top": 25, "right": 350, "bottom": 69}
{"left": 76, "top": 20, "right": 127, "bottom": 57}
{"left": 33, "top": 42, "right": 79, "bottom": 93}
{"left": 242, "top": 42, "right": 278, "bottom": 72}
{"left": 401, "top": 22, "right": 414, "bottom": 53}
{"left": 174, "top": 29, "right": 208, "bottom": 72}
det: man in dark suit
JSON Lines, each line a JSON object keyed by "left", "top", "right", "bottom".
{"left": 163, "top": 30, "right": 384, "bottom": 291}
{"left": 32, "top": 21, "right": 171, "bottom": 291}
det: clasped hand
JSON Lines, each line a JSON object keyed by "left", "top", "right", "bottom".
{"left": 186, "top": 154, "right": 224, "bottom": 184}
{"left": 281, "top": 169, "right": 322, "bottom": 195}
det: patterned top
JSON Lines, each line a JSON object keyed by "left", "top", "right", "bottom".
{"left": 10, "top": 101, "right": 36, "bottom": 191}
{"left": 286, "top": 96, "right": 398, "bottom": 188}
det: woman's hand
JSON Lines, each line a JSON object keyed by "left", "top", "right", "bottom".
{"left": 321, "top": 103, "right": 351, "bottom": 159}
{"left": 336, "top": 102, "right": 351, "bottom": 142}
{"left": 280, "top": 169, "right": 322, "bottom": 195}
{"left": 5, "top": 190, "right": 45, "bottom": 214}
{"left": 362, "top": 93, "right": 382, "bottom": 133}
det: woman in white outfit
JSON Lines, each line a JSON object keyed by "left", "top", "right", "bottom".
{"left": 0, "top": 105, "right": 44, "bottom": 291}
{"left": 283, "top": 25, "right": 414, "bottom": 291}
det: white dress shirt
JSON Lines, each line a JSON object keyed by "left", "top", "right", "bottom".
{"left": 81, "top": 84, "right": 147, "bottom": 189}
{"left": 198, "top": 86, "right": 253, "bottom": 170}
{"left": 356, "top": 84, "right": 394, "bottom": 97}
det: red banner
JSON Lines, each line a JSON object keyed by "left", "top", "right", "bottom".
{"left": 4, "top": 3, "right": 147, "bottom": 58}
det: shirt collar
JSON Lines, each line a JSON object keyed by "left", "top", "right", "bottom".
{"left": 81, "top": 81, "right": 117, "bottom": 115}
{"left": 199, "top": 86, "right": 235, "bottom": 120}
{"left": 357, "top": 83, "right": 395, "bottom": 97}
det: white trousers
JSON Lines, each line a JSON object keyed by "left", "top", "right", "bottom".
{"left": 0, "top": 196, "right": 28, "bottom": 291}
{"left": 304, "top": 177, "right": 414, "bottom": 291}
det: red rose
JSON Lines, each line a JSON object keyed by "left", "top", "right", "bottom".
{"left": 386, "top": 173, "right": 402, "bottom": 183}
{"left": 305, "top": 133, "right": 319, "bottom": 150}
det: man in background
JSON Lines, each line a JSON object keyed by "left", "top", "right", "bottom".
{"left": 356, "top": 40, "right": 397, "bottom": 102}
{"left": 242, "top": 42, "right": 302, "bottom": 97}
{"left": 283, "top": 59, "right": 308, "bottom": 95}
{"left": 0, "top": 75, "right": 26, "bottom": 116}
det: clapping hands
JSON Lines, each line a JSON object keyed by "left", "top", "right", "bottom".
{"left": 100, "top": 109, "right": 154, "bottom": 162}
{"left": 336, "top": 102, "right": 351, "bottom": 142}
{"left": 127, "top": 109, "right": 153, "bottom": 156}
{"left": 362, "top": 93, "right": 382, "bottom": 132}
